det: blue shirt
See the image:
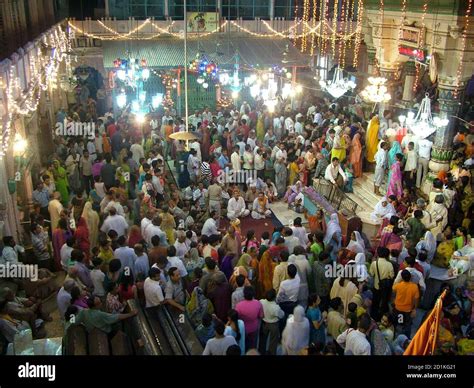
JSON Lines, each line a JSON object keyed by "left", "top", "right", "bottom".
{"left": 32, "top": 188, "right": 50, "bottom": 208}
{"left": 134, "top": 254, "right": 150, "bottom": 277}
{"left": 307, "top": 306, "right": 326, "bottom": 345}
{"left": 218, "top": 154, "right": 229, "bottom": 170}
{"left": 114, "top": 247, "right": 138, "bottom": 276}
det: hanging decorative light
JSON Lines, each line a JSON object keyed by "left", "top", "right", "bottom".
{"left": 116, "top": 93, "right": 127, "bottom": 108}
{"left": 360, "top": 77, "right": 391, "bottom": 103}
{"left": 405, "top": 93, "right": 449, "bottom": 139}
{"left": 113, "top": 57, "right": 149, "bottom": 90}
{"left": 319, "top": 66, "right": 356, "bottom": 99}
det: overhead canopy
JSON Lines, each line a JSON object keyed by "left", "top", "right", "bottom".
{"left": 102, "top": 36, "right": 311, "bottom": 69}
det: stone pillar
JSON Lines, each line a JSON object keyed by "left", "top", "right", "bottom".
{"left": 402, "top": 61, "right": 416, "bottom": 104}
{"left": 269, "top": 0, "right": 275, "bottom": 20}
{"left": 423, "top": 79, "right": 462, "bottom": 194}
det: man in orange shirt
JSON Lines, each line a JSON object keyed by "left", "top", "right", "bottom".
{"left": 392, "top": 270, "right": 420, "bottom": 337}
{"left": 163, "top": 119, "right": 174, "bottom": 158}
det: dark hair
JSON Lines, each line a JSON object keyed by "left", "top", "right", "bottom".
{"left": 117, "top": 235, "right": 126, "bottom": 246}
{"left": 64, "top": 305, "right": 79, "bottom": 321}
{"left": 205, "top": 257, "right": 217, "bottom": 270}
{"left": 214, "top": 320, "right": 226, "bottom": 336}
{"left": 284, "top": 227, "right": 293, "bottom": 236}
{"left": 293, "top": 245, "right": 306, "bottom": 255}
{"left": 243, "top": 286, "right": 255, "bottom": 300}
{"left": 417, "top": 250, "right": 428, "bottom": 262}
{"left": 377, "top": 247, "right": 390, "bottom": 259}
{"left": 329, "top": 297, "right": 342, "bottom": 310}
{"left": 193, "top": 267, "right": 203, "bottom": 278}
{"left": 401, "top": 269, "right": 412, "bottom": 282}
{"left": 149, "top": 267, "right": 161, "bottom": 278}
{"left": 236, "top": 274, "right": 246, "bottom": 288}
{"left": 168, "top": 267, "right": 179, "bottom": 277}
{"left": 348, "top": 302, "right": 357, "bottom": 313}
{"left": 70, "top": 286, "right": 82, "bottom": 303}
{"left": 201, "top": 312, "right": 213, "bottom": 327}
{"left": 308, "top": 293, "right": 320, "bottom": 306}
{"left": 226, "top": 345, "right": 241, "bottom": 355}
{"left": 287, "top": 264, "right": 297, "bottom": 278}
{"left": 395, "top": 153, "right": 403, "bottom": 162}
{"left": 71, "top": 249, "right": 84, "bottom": 263}
{"left": 358, "top": 313, "right": 371, "bottom": 331}
{"left": 227, "top": 309, "right": 241, "bottom": 341}
{"left": 408, "top": 247, "right": 418, "bottom": 258}
{"left": 405, "top": 255, "right": 416, "bottom": 267}
{"left": 266, "top": 289, "right": 277, "bottom": 302}
{"left": 109, "top": 258, "right": 122, "bottom": 273}
{"left": 167, "top": 245, "right": 177, "bottom": 257}
{"left": 414, "top": 209, "right": 423, "bottom": 218}
{"left": 151, "top": 235, "right": 161, "bottom": 247}
{"left": 319, "top": 252, "right": 330, "bottom": 261}
{"left": 294, "top": 217, "right": 302, "bottom": 227}
{"left": 280, "top": 250, "right": 290, "bottom": 262}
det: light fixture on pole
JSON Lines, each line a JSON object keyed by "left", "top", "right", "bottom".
{"left": 319, "top": 66, "right": 356, "bottom": 99}
{"left": 406, "top": 93, "right": 449, "bottom": 139}
{"left": 360, "top": 77, "right": 391, "bottom": 103}
{"left": 13, "top": 133, "right": 27, "bottom": 157}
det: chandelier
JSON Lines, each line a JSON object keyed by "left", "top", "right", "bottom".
{"left": 319, "top": 66, "right": 356, "bottom": 99}
{"left": 360, "top": 77, "right": 391, "bottom": 103}
{"left": 189, "top": 53, "right": 218, "bottom": 90}
{"left": 113, "top": 57, "right": 150, "bottom": 90}
{"left": 404, "top": 94, "right": 449, "bottom": 139}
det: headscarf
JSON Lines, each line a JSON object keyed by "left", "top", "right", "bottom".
{"left": 236, "top": 253, "right": 252, "bottom": 271}
{"left": 347, "top": 253, "right": 369, "bottom": 282}
{"left": 371, "top": 197, "right": 396, "bottom": 222}
{"left": 347, "top": 231, "right": 365, "bottom": 254}
{"left": 186, "top": 287, "right": 214, "bottom": 326}
{"left": 282, "top": 305, "right": 310, "bottom": 355}
{"left": 324, "top": 213, "right": 342, "bottom": 245}
{"left": 416, "top": 231, "right": 437, "bottom": 261}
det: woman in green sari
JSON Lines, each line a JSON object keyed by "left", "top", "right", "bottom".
{"left": 52, "top": 160, "right": 69, "bottom": 206}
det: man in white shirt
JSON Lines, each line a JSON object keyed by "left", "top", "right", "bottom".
{"left": 173, "top": 231, "right": 189, "bottom": 259}
{"left": 188, "top": 110, "right": 202, "bottom": 129}
{"left": 0, "top": 236, "right": 24, "bottom": 266}
{"left": 416, "top": 138, "right": 433, "bottom": 189}
{"left": 324, "top": 157, "right": 347, "bottom": 188}
{"left": 230, "top": 146, "right": 242, "bottom": 171}
{"left": 60, "top": 238, "right": 75, "bottom": 271}
{"left": 227, "top": 190, "right": 250, "bottom": 221}
{"left": 202, "top": 320, "right": 237, "bottom": 355}
{"left": 284, "top": 115, "right": 295, "bottom": 133}
{"left": 276, "top": 264, "right": 300, "bottom": 315}
{"left": 202, "top": 212, "right": 220, "bottom": 237}
{"left": 283, "top": 228, "right": 300, "bottom": 254}
{"left": 130, "top": 140, "right": 145, "bottom": 165}
{"left": 275, "top": 143, "right": 287, "bottom": 163}
{"left": 260, "top": 289, "right": 285, "bottom": 355}
{"left": 144, "top": 267, "right": 164, "bottom": 308}
{"left": 100, "top": 207, "right": 129, "bottom": 237}
{"left": 187, "top": 149, "right": 200, "bottom": 183}
{"left": 336, "top": 314, "right": 372, "bottom": 355}
{"left": 374, "top": 141, "right": 389, "bottom": 195}
{"left": 273, "top": 116, "right": 283, "bottom": 140}
{"left": 143, "top": 216, "right": 168, "bottom": 247}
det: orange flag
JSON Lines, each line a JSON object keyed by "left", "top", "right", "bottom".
{"left": 403, "top": 290, "right": 447, "bottom": 356}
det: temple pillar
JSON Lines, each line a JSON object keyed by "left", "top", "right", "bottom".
{"left": 422, "top": 78, "right": 462, "bottom": 194}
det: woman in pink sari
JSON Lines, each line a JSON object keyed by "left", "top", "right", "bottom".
{"left": 379, "top": 216, "right": 404, "bottom": 251}
{"left": 74, "top": 217, "right": 91, "bottom": 264}
{"left": 387, "top": 153, "right": 403, "bottom": 199}
{"left": 52, "top": 218, "right": 73, "bottom": 271}
{"left": 349, "top": 132, "right": 363, "bottom": 178}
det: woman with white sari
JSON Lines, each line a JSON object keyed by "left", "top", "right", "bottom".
{"left": 371, "top": 197, "right": 396, "bottom": 224}
{"left": 426, "top": 194, "right": 448, "bottom": 239}
{"left": 347, "top": 253, "right": 369, "bottom": 283}
{"left": 347, "top": 231, "right": 365, "bottom": 254}
{"left": 416, "top": 231, "right": 437, "bottom": 262}
{"left": 324, "top": 213, "right": 342, "bottom": 262}
{"left": 281, "top": 305, "right": 310, "bottom": 355}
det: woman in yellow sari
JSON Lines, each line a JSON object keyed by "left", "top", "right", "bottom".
{"left": 256, "top": 114, "right": 265, "bottom": 142}
{"left": 160, "top": 206, "right": 176, "bottom": 245}
{"left": 432, "top": 228, "right": 455, "bottom": 269}
{"left": 331, "top": 126, "right": 347, "bottom": 161}
{"left": 366, "top": 115, "right": 380, "bottom": 163}
{"left": 257, "top": 249, "right": 276, "bottom": 299}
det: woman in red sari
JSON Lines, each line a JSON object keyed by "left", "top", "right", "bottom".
{"left": 128, "top": 225, "right": 143, "bottom": 248}
{"left": 349, "top": 132, "right": 363, "bottom": 178}
{"left": 209, "top": 155, "right": 222, "bottom": 178}
{"left": 52, "top": 218, "right": 73, "bottom": 271}
{"left": 74, "top": 217, "right": 91, "bottom": 263}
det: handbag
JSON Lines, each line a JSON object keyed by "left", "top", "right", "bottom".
{"left": 376, "top": 259, "right": 392, "bottom": 290}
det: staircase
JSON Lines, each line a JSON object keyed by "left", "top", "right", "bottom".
{"left": 346, "top": 172, "right": 386, "bottom": 236}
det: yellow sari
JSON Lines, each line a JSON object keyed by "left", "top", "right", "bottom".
{"left": 366, "top": 116, "right": 380, "bottom": 163}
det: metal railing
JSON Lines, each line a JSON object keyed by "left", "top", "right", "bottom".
{"left": 313, "top": 178, "right": 358, "bottom": 215}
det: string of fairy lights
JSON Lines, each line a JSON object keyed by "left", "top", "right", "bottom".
{"left": 412, "top": 1, "right": 428, "bottom": 93}
{"left": 454, "top": 0, "right": 472, "bottom": 99}
{"left": 1, "top": 24, "right": 73, "bottom": 158}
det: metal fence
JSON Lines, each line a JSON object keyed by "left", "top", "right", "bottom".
{"left": 313, "top": 178, "right": 358, "bottom": 215}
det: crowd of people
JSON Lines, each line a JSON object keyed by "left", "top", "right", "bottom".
{"left": 1, "top": 86, "right": 474, "bottom": 356}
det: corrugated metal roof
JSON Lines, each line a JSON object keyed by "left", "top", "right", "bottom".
{"left": 102, "top": 36, "right": 311, "bottom": 69}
